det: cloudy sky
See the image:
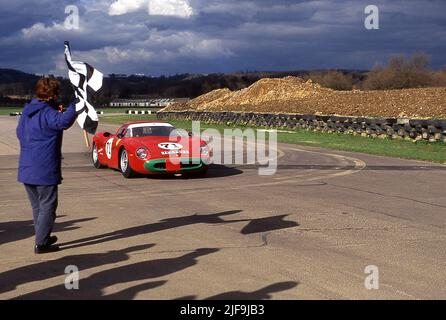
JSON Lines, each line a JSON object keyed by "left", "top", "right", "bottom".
{"left": 0, "top": 0, "right": 445, "bottom": 76}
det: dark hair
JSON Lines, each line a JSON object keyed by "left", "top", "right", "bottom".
{"left": 35, "top": 77, "right": 60, "bottom": 101}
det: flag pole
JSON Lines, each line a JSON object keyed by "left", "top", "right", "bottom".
{"left": 83, "top": 130, "right": 90, "bottom": 148}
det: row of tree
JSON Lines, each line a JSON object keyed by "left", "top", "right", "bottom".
{"left": 306, "top": 54, "right": 446, "bottom": 91}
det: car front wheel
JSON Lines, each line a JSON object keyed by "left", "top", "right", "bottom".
{"left": 92, "top": 143, "right": 104, "bottom": 169}
{"left": 119, "top": 148, "right": 136, "bottom": 178}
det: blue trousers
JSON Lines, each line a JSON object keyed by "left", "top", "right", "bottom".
{"left": 24, "top": 184, "right": 58, "bottom": 246}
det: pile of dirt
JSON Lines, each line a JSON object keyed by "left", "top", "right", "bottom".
{"left": 186, "top": 88, "right": 233, "bottom": 110}
{"left": 226, "top": 77, "right": 328, "bottom": 105}
{"left": 164, "top": 76, "right": 446, "bottom": 118}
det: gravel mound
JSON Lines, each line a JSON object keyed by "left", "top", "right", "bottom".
{"left": 165, "top": 76, "right": 446, "bottom": 118}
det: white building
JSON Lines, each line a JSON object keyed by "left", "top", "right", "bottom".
{"left": 109, "top": 98, "right": 189, "bottom": 108}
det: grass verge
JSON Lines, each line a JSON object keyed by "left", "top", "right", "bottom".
{"left": 101, "top": 114, "right": 446, "bottom": 164}
{"left": 0, "top": 107, "right": 23, "bottom": 115}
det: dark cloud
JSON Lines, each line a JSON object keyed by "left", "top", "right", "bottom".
{"left": 0, "top": 0, "right": 445, "bottom": 76}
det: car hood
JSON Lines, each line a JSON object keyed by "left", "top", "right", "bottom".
{"left": 124, "top": 136, "right": 204, "bottom": 158}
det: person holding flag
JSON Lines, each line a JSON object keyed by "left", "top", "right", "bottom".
{"left": 17, "top": 77, "right": 77, "bottom": 254}
{"left": 17, "top": 42, "right": 103, "bottom": 254}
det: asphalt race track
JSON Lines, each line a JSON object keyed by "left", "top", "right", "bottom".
{"left": 0, "top": 115, "right": 445, "bottom": 299}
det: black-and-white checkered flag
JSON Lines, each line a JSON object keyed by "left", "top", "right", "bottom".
{"left": 64, "top": 41, "right": 103, "bottom": 134}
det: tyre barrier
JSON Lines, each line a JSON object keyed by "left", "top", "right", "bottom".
{"left": 157, "top": 111, "right": 446, "bottom": 143}
{"left": 126, "top": 110, "right": 153, "bottom": 115}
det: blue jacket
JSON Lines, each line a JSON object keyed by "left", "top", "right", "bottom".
{"left": 16, "top": 99, "right": 77, "bottom": 186}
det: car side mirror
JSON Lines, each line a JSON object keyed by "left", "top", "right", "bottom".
{"left": 188, "top": 131, "right": 193, "bottom": 137}
{"left": 117, "top": 133, "right": 123, "bottom": 139}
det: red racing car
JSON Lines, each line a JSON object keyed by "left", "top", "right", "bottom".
{"left": 92, "top": 121, "right": 211, "bottom": 178}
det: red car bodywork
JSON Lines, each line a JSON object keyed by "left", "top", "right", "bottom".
{"left": 92, "top": 121, "right": 211, "bottom": 176}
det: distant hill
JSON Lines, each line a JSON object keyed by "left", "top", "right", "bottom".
{"left": 0, "top": 69, "right": 37, "bottom": 106}
{"left": 0, "top": 68, "right": 40, "bottom": 83}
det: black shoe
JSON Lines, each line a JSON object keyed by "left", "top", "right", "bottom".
{"left": 35, "top": 244, "right": 60, "bottom": 254}
{"left": 46, "top": 236, "right": 58, "bottom": 246}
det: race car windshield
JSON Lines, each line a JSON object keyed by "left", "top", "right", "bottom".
{"left": 130, "top": 126, "right": 185, "bottom": 137}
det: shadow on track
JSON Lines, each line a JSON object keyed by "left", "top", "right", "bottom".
{"left": 60, "top": 211, "right": 299, "bottom": 250}
{"left": 175, "top": 281, "right": 299, "bottom": 300}
{"left": 139, "top": 164, "right": 244, "bottom": 180}
{"left": 13, "top": 248, "right": 218, "bottom": 300}
{"left": 0, "top": 216, "right": 97, "bottom": 246}
{"left": 59, "top": 210, "right": 245, "bottom": 250}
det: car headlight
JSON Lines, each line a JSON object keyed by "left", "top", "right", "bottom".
{"left": 200, "top": 145, "right": 210, "bottom": 155}
{"left": 136, "top": 147, "right": 149, "bottom": 160}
